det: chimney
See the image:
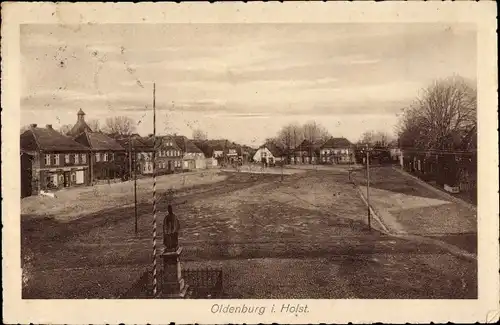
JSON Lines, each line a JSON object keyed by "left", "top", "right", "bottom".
{"left": 30, "top": 123, "right": 37, "bottom": 128}
{"left": 46, "top": 124, "right": 53, "bottom": 130}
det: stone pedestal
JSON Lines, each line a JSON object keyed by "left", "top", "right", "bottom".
{"left": 161, "top": 246, "right": 188, "bottom": 298}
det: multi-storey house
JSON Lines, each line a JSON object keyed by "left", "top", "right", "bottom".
{"left": 320, "top": 137, "right": 354, "bottom": 164}
{"left": 20, "top": 124, "right": 90, "bottom": 196}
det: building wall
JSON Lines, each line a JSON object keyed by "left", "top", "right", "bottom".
{"left": 33, "top": 151, "right": 90, "bottom": 193}
{"left": 320, "top": 147, "right": 353, "bottom": 164}
{"left": 90, "top": 151, "right": 124, "bottom": 181}
{"left": 292, "top": 150, "right": 318, "bottom": 164}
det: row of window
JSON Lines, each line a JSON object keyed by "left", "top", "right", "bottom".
{"left": 157, "top": 160, "right": 182, "bottom": 169}
{"left": 321, "top": 149, "right": 349, "bottom": 155}
{"left": 158, "top": 150, "right": 181, "bottom": 157}
{"left": 45, "top": 154, "right": 87, "bottom": 166}
{"left": 95, "top": 152, "right": 114, "bottom": 162}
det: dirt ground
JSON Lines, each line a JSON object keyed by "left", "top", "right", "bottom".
{"left": 21, "top": 168, "right": 477, "bottom": 299}
{"left": 21, "top": 169, "right": 227, "bottom": 221}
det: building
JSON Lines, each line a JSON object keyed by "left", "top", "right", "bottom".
{"left": 154, "top": 135, "right": 184, "bottom": 174}
{"left": 74, "top": 130, "right": 126, "bottom": 182}
{"left": 192, "top": 140, "right": 219, "bottom": 168}
{"left": 292, "top": 139, "right": 321, "bottom": 164}
{"left": 253, "top": 142, "right": 284, "bottom": 166}
{"left": 174, "top": 135, "right": 206, "bottom": 170}
{"left": 20, "top": 124, "right": 91, "bottom": 196}
{"left": 115, "top": 135, "right": 154, "bottom": 178}
{"left": 319, "top": 137, "right": 354, "bottom": 164}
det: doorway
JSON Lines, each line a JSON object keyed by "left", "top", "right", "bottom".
{"left": 63, "top": 171, "right": 70, "bottom": 187}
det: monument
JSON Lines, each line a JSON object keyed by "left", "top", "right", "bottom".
{"left": 161, "top": 204, "right": 188, "bottom": 298}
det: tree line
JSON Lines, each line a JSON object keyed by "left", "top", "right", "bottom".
{"left": 264, "top": 121, "right": 331, "bottom": 152}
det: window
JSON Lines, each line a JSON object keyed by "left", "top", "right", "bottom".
{"left": 44, "top": 154, "right": 51, "bottom": 166}
{"left": 65, "top": 154, "right": 70, "bottom": 164}
{"left": 75, "top": 154, "right": 80, "bottom": 164}
{"left": 71, "top": 173, "right": 76, "bottom": 182}
{"left": 80, "top": 154, "right": 86, "bottom": 163}
{"left": 143, "top": 165, "right": 147, "bottom": 172}
{"left": 103, "top": 153, "right": 108, "bottom": 162}
{"left": 54, "top": 154, "right": 60, "bottom": 165}
{"left": 96, "top": 153, "right": 101, "bottom": 162}
{"left": 110, "top": 153, "right": 114, "bottom": 161}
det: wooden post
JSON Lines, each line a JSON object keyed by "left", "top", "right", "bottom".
{"left": 128, "top": 138, "right": 133, "bottom": 180}
{"left": 366, "top": 144, "right": 371, "bottom": 231}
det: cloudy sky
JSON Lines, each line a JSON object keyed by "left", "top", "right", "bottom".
{"left": 21, "top": 23, "right": 476, "bottom": 146}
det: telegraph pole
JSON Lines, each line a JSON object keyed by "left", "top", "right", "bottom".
{"left": 366, "top": 144, "right": 371, "bottom": 231}
{"left": 129, "top": 137, "right": 138, "bottom": 235}
{"left": 128, "top": 138, "right": 133, "bottom": 180}
{"left": 134, "top": 162, "right": 138, "bottom": 234}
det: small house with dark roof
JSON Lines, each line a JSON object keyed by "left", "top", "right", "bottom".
{"left": 253, "top": 142, "right": 284, "bottom": 166}
{"left": 320, "top": 137, "right": 354, "bottom": 164}
{"left": 20, "top": 124, "right": 91, "bottom": 195}
{"left": 293, "top": 139, "right": 321, "bottom": 164}
{"left": 173, "top": 135, "right": 206, "bottom": 170}
{"left": 74, "top": 130, "right": 126, "bottom": 182}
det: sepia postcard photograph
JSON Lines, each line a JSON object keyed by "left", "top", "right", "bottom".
{"left": 2, "top": 2, "right": 498, "bottom": 324}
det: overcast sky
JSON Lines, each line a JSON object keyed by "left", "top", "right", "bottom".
{"left": 21, "top": 23, "right": 476, "bottom": 146}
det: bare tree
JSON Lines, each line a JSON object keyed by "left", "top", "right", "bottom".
{"left": 20, "top": 125, "right": 31, "bottom": 134}
{"left": 87, "top": 119, "right": 101, "bottom": 132}
{"left": 302, "top": 121, "right": 330, "bottom": 144}
{"left": 398, "top": 76, "right": 477, "bottom": 150}
{"left": 102, "top": 116, "right": 136, "bottom": 136}
{"left": 192, "top": 128, "right": 208, "bottom": 141}
{"left": 359, "top": 130, "right": 393, "bottom": 147}
{"left": 58, "top": 124, "right": 73, "bottom": 135}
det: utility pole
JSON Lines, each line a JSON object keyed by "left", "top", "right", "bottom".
{"left": 366, "top": 144, "right": 371, "bottom": 231}
{"left": 134, "top": 152, "right": 138, "bottom": 235}
{"left": 128, "top": 138, "right": 133, "bottom": 180}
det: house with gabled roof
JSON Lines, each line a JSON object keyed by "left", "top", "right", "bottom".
{"left": 20, "top": 123, "right": 91, "bottom": 195}
{"left": 293, "top": 139, "right": 321, "bottom": 164}
{"left": 143, "top": 135, "right": 183, "bottom": 174}
{"left": 320, "top": 137, "right": 354, "bottom": 164}
{"left": 173, "top": 135, "right": 206, "bottom": 170}
{"left": 253, "top": 142, "right": 284, "bottom": 166}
